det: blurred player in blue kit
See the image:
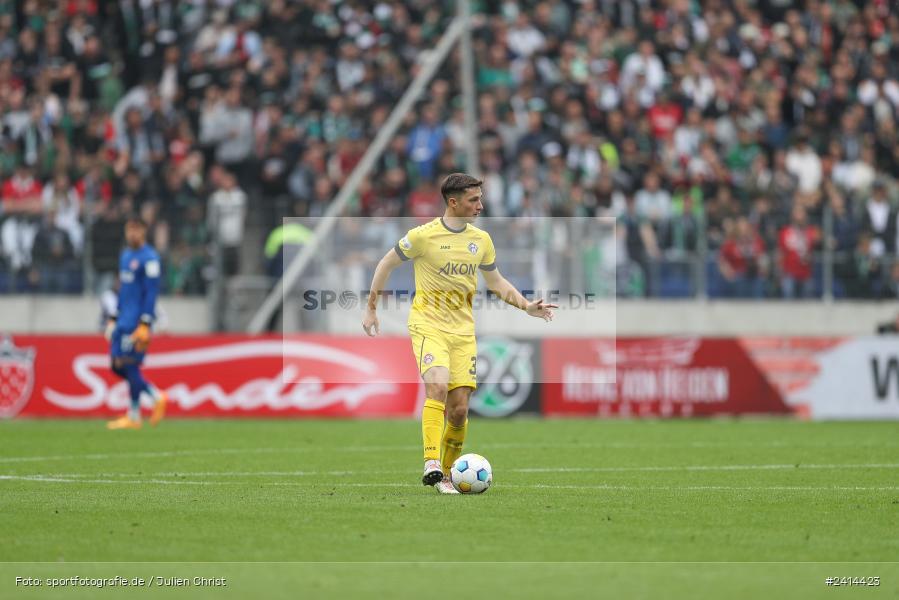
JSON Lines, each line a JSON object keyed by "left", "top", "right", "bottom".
{"left": 104, "top": 216, "right": 168, "bottom": 430}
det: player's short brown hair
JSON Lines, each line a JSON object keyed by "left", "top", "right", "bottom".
{"left": 440, "top": 173, "right": 483, "bottom": 204}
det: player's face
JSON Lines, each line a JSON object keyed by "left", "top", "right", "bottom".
{"left": 125, "top": 222, "right": 147, "bottom": 248}
{"left": 450, "top": 187, "right": 483, "bottom": 222}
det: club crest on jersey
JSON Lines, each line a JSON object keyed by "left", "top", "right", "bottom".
{"left": 399, "top": 236, "right": 412, "bottom": 251}
{"left": 129, "top": 259, "right": 139, "bottom": 270}
{"left": 468, "top": 242, "right": 478, "bottom": 254}
{"left": 423, "top": 353, "right": 434, "bottom": 365}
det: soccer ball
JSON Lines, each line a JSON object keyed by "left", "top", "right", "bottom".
{"left": 450, "top": 453, "right": 493, "bottom": 494}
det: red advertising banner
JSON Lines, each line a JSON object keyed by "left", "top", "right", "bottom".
{"left": 1, "top": 335, "right": 422, "bottom": 418}
{"left": 10, "top": 333, "right": 885, "bottom": 420}
{"left": 542, "top": 337, "right": 790, "bottom": 417}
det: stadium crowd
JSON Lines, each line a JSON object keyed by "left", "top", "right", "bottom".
{"left": 1, "top": 0, "right": 898, "bottom": 299}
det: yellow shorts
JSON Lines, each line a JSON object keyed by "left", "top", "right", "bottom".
{"left": 409, "top": 323, "right": 477, "bottom": 391}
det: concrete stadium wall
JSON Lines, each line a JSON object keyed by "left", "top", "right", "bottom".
{"left": 2, "top": 296, "right": 893, "bottom": 336}
{"left": 338, "top": 300, "right": 897, "bottom": 337}
{"left": 0, "top": 296, "right": 210, "bottom": 334}
{"left": 612, "top": 300, "right": 897, "bottom": 336}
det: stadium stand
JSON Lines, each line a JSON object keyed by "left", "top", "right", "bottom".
{"left": 0, "top": 0, "right": 897, "bottom": 301}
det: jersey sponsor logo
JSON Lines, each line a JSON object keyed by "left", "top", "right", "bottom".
{"left": 0, "top": 335, "right": 36, "bottom": 419}
{"left": 468, "top": 242, "right": 479, "bottom": 254}
{"left": 120, "top": 270, "right": 135, "bottom": 283}
{"left": 437, "top": 262, "right": 477, "bottom": 276}
{"left": 399, "top": 236, "right": 412, "bottom": 251}
{"left": 145, "top": 260, "right": 161, "bottom": 278}
{"left": 119, "top": 335, "right": 135, "bottom": 353}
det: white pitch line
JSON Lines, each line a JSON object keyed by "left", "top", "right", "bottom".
{"left": 0, "top": 445, "right": 445, "bottom": 464}
{"left": 38, "top": 471, "right": 358, "bottom": 478}
{"left": 501, "top": 483, "right": 899, "bottom": 492}
{"left": 16, "top": 462, "right": 899, "bottom": 480}
{"left": 0, "top": 475, "right": 896, "bottom": 492}
{"left": 515, "top": 463, "right": 899, "bottom": 473}
{"left": 0, "top": 448, "right": 283, "bottom": 464}
{"left": 0, "top": 475, "right": 231, "bottom": 486}
{"left": 3, "top": 441, "right": 897, "bottom": 464}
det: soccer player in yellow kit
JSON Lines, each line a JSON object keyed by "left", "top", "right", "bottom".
{"left": 362, "top": 173, "right": 557, "bottom": 494}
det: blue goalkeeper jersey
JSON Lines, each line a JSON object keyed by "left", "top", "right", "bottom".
{"left": 116, "top": 244, "right": 161, "bottom": 332}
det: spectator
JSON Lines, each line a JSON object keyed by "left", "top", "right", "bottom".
{"left": 199, "top": 87, "right": 253, "bottom": 184}
{"left": 566, "top": 130, "right": 602, "bottom": 186}
{"left": 635, "top": 171, "right": 672, "bottom": 228}
{"left": 619, "top": 193, "right": 661, "bottom": 297}
{"left": 1, "top": 164, "right": 42, "bottom": 274}
{"left": 407, "top": 179, "right": 442, "bottom": 222}
{"left": 779, "top": 205, "right": 819, "bottom": 299}
{"left": 620, "top": 40, "right": 665, "bottom": 95}
{"left": 860, "top": 181, "right": 897, "bottom": 258}
{"left": 507, "top": 13, "right": 546, "bottom": 59}
{"left": 167, "top": 204, "right": 208, "bottom": 295}
{"left": 673, "top": 108, "right": 703, "bottom": 160}
{"left": 646, "top": 89, "right": 683, "bottom": 142}
{"left": 31, "top": 209, "right": 76, "bottom": 293}
{"left": 90, "top": 199, "right": 127, "bottom": 294}
{"left": 785, "top": 130, "right": 823, "bottom": 196}
{"left": 719, "top": 217, "right": 768, "bottom": 298}
{"left": 207, "top": 169, "right": 246, "bottom": 277}
{"left": 406, "top": 103, "right": 445, "bottom": 181}
{"left": 666, "top": 187, "right": 701, "bottom": 257}
{"left": 41, "top": 172, "right": 82, "bottom": 253}
{"left": 849, "top": 233, "right": 887, "bottom": 299}
{"left": 828, "top": 187, "right": 860, "bottom": 295}
{"left": 114, "top": 106, "right": 165, "bottom": 185}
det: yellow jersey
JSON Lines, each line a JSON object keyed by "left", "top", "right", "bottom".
{"left": 394, "top": 217, "right": 496, "bottom": 335}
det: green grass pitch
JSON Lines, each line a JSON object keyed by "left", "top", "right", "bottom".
{"left": 2, "top": 419, "right": 898, "bottom": 599}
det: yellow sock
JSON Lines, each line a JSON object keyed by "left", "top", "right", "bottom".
{"left": 441, "top": 418, "right": 467, "bottom": 475}
{"left": 422, "top": 398, "right": 444, "bottom": 461}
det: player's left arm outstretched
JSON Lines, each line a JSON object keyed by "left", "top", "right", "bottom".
{"left": 480, "top": 267, "right": 557, "bottom": 321}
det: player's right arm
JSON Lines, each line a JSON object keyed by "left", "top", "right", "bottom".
{"left": 362, "top": 248, "right": 405, "bottom": 337}
{"left": 363, "top": 228, "right": 423, "bottom": 336}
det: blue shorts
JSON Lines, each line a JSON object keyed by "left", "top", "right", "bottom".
{"left": 110, "top": 328, "right": 146, "bottom": 365}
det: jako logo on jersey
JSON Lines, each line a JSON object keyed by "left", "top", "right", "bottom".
{"left": 437, "top": 262, "right": 477, "bottom": 275}
{"left": 400, "top": 236, "right": 412, "bottom": 250}
{"left": 468, "top": 242, "right": 478, "bottom": 254}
